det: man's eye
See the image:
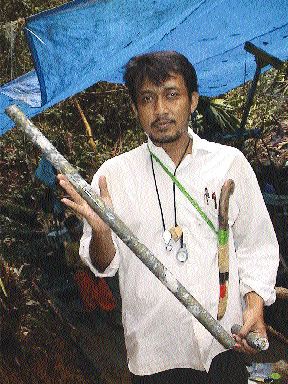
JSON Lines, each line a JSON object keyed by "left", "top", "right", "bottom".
{"left": 141, "top": 95, "right": 153, "bottom": 103}
{"left": 167, "top": 92, "right": 178, "bottom": 99}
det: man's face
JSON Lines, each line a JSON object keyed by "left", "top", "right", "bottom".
{"left": 134, "top": 73, "right": 198, "bottom": 145}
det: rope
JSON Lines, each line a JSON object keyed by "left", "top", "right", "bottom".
{"left": 1, "top": 18, "right": 25, "bottom": 80}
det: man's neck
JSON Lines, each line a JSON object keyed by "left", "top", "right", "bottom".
{"left": 154, "top": 133, "right": 192, "bottom": 166}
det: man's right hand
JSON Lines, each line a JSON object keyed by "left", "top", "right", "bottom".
{"left": 57, "top": 174, "right": 116, "bottom": 271}
{"left": 57, "top": 174, "right": 112, "bottom": 233}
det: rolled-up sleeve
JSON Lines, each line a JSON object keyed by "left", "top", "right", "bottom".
{"left": 229, "top": 151, "right": 279, "bottom": 306}
{"left": 79, "top": 166, "right": 121, "bottom": 277}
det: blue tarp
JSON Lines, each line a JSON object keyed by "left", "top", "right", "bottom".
{"left": 1, "top": 0, "right": 287, "bottom": 135}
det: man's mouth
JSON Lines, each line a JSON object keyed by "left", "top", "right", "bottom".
{"left": 152, "top": 119, "right": 175, "bottom": 130}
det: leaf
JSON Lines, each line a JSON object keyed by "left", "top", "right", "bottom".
{"left": 0, "top": 277, "right": 8, "bottom": 297}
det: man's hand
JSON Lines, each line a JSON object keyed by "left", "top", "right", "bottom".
{"left": 233, "top": 291, "right": 266, "bottom": 354}
{"left": 57, "top": 174, "right": 116, "bottom": 271}
{"left": 57, "top": 174, "right": 112, "bottom": 233}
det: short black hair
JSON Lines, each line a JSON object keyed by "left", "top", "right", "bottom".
{"left": 123, "top": 51, "right": 198, "bottom": 105}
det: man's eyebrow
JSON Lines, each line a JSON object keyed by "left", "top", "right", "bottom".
{"left": 138, "top": 89, "right": 154, "bottom": 96}
{"left": 163, "top": 86, "right": 180, "bottom": 91}
{"left": 138, "top": 86, "right": 180, "bottom": 95}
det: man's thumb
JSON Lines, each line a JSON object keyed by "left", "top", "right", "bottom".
{"left": 237, "top": 322, "right": 253, "bottom": 338}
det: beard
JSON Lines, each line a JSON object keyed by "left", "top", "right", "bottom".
{"left": 149, "top": 130, "right": 182, "bottom": 144}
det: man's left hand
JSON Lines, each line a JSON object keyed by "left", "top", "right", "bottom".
{"left": 232, "top": 291, "right": 266, "bottom": 354}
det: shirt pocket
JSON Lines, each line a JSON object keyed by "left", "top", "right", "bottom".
{"left": 188, "top": 178, "right": 239, "bottom": 234}
{"left": 178, "top": 188, "right": 218, "bottom": 241}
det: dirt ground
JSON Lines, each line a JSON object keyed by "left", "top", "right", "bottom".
{"left": 1, "top": 263, "right": 288, "bottom": 384}
{"left": 0, "top": 266, "right": 103, "bottom": 384}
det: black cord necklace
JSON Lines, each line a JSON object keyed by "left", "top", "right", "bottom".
{"left": 150, "top": 137, "right": 190, "bottom": 260}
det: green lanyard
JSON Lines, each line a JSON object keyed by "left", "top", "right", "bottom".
{"left": 148, "top": 146, "right": 217, "bottom": 235}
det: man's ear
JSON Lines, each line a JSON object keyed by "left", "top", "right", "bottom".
{"left": 190, "top": 92, "right": 199, "bottom": 114}
{"left": 132, "top": 103, "right": 138, "bottom": 117}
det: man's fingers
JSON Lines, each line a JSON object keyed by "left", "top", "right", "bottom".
{"left": 239, "top": 321, "right": 267, "bottom": 341}
{"left": 233, "top": 336, "right": 258, "bottom": 355}
{"left": 57, "top": 174, "right": 66, "bottom": 181}
{"left": 60, "top": 198, "right": 87, "bottom": 219}
{"left": 58, "top": 178, "right": 84, "bottom": 204}
{"left": 242, "top": 339, "right": 258, "bottom": 355}
{"left": 58, "top": 174, "right": 111, "bottom": 222}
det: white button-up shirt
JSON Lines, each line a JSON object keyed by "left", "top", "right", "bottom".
{"left": 80, "top": 129, "right": 279, "bottom": 375}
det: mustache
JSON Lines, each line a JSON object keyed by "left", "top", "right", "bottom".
{"left": 151, "top": 117, "right": 176, "bottom": 127}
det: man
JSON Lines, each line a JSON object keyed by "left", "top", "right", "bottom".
{"left": 58, "top": 51, "right": 279, "bottom": 384}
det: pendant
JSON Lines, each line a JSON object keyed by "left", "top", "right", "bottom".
{"left": 169, "top": 226, "right": 183, "bottom": 242}
{"left": 163, "top": 230, "right": 172, "bottom": 251}
{"left": 176, "top": 243, "right": 188, "bottom": 263}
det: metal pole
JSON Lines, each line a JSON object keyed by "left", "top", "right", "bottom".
{"left": 239, "top": 61, "right": 261, "bottom": 131}
{"left": 5, "top": 105, "right": 267, "bottom": 351}
{"left": 239, "top": 42, "right": 284, "bottom": 132}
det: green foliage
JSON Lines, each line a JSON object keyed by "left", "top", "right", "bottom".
{"left": 193, "top": 96, "right": 240, "bottom": 140}
{"left": 1, "top": 0, "right": 66, "bottom": 22}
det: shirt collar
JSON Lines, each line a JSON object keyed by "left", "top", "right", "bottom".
{"left": 146, "top": 127, "right": 213, "bottom": 167}
{"left": 189, "top": 128, "right": 216, "bottom": 157}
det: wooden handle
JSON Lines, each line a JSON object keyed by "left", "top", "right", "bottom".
{"left": 218, "top": 179, "right": 235, "bottom": 230}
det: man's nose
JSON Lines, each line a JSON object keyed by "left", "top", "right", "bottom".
{"left": 154, "top": 97, "right": 168, "bottom": 115}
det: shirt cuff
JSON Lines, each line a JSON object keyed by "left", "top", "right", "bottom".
{"left": 240, "top": 282, "right": 276, "bottom": 306}
{"left": 82, "top": 249, "right": 120, "bottom": 277}
{"left": 79, "top": 230, "right": 120, "bottom": 277}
